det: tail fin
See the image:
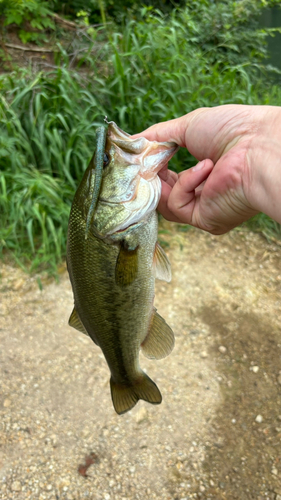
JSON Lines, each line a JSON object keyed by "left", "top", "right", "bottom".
{"left": 110, "top": 372, "right": 162, "bottom": 415}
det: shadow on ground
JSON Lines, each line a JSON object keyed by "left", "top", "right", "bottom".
{"left": 200, "top": 306, "right": 281, "bottom": 500}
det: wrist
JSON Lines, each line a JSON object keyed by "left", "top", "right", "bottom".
{"left": 246, "top": 106, "right": 281, "bottom": 224}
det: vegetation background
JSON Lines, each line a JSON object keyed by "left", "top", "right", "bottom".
{"left": 0, "top": 0, "right": 281, "bottom": 274}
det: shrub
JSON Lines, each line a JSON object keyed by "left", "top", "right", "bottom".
{"left": 2, "top": 0, "right": 54, "bottom": 44}
{"left": 0, "top": 2, "right": 280, "bottom": 271}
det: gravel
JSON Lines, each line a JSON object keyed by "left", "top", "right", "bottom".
{"left": 255, "top": 415, "right": 263, "bottom": 423}
{"left": 1, "top": 225, "right": 281, "bottom": 499}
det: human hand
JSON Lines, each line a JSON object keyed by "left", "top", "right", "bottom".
{"left": 135, "top": 105, "right": 281, "bottom": 234}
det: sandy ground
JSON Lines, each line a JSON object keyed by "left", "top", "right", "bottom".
{"left": 1, "top": 223, "right": 281, "bottom": 500}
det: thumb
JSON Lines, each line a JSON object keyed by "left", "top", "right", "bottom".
{"left": 132, "top": 114, "right": 193, "bottom": 147}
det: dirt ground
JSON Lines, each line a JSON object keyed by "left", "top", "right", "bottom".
{"left": 1, "top": 223, "right": 281, "bottom": 500}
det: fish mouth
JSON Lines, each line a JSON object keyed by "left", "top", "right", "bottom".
{"left": 107, "top": 121, "right": 179, "bottom": 179}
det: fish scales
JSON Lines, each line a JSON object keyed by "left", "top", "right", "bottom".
{"left": 67, "top": 121, "right": 179, "bottom": 414}
{"left": 68, "top": 205, "right": 157, "bottom": 383}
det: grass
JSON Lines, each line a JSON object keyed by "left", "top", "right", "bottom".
{"left": 1, "top": 8, "right": 281, "bottom": 274}
{"left": 244, "top": 213, "right": 281, "bottom": 242}
{"left": 0, "top": 67, "right": 108, "bottom": 273}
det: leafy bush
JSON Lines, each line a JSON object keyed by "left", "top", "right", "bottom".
{"left": 1, "top": 0, "right": 54, "bottom": 44}
{"left": 181, "top": 0, "right": 279, "bottom": 69}
{"left": 0, "top": 3, "right": 280, "bottom": 272}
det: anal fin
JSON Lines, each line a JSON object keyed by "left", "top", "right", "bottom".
{"left": 141, "top": 308, "right": 174, "bottom": 359}
{"left": 68, "top": 307, "right": 89, "bottom": 336}
{"left": 110, "top": 372, "right": 162, "bottom": 415}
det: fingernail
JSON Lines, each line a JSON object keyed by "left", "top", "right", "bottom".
{"left": 192, "top": 160, "right": 205, "bottom": 172}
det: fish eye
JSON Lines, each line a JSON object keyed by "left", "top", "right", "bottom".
{"left": 103, "top": 153, "right": 110, "bottom": 167}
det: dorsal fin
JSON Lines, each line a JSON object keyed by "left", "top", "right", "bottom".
{"left": 141, "top": 308, "right": 175, "bottom": 360}
{"left": 85, "top": 126, "right": 108, "bottom": 239}
{"left": 153, "top": 242, "right": 172, "bottom": 282}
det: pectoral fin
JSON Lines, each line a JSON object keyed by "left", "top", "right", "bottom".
{"left": 110, "top": 372, "right": 162, "bottom": 415}
{"left": 115, "top": 243, "right": 139, "bottom": 287}
{"left": 141, "top": 308, "right": 174, "bottom": 359}
{"left": 153, "top": 242, "right": 172, "bottom": 282}
{"left": 69, "top": 307, "right": 89, "bottom": 336}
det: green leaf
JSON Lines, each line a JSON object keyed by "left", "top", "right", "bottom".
{"left": 5, "top": 12, "right": 23, "bottom": 25}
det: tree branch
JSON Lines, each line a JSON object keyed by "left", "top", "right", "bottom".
{"left": 52, "top": 13, "right": 77, "bottom": 30}
{"left": 5, "top": 43, "right": 55, "bottom": 53}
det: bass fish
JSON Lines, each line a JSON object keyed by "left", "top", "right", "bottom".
{"left": 67, "top": 120, "right": 179, "bottom": 415}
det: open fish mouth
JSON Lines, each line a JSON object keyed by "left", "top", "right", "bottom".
{"left": 107, "top": 121, "right": 179, "bottom": 179}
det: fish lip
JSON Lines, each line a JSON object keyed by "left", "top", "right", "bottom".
{"left": 107, "top": 121, "right": 131, "bottom": 140}
{"left": 142, "top": 144, "right": 180, "bottom": 177}
{"left": 154, "top": 144, "right": 179, "bottom": 167}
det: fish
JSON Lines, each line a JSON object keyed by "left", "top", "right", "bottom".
{"left": 67, "top": 120, "right": 179, "bottom": 415}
